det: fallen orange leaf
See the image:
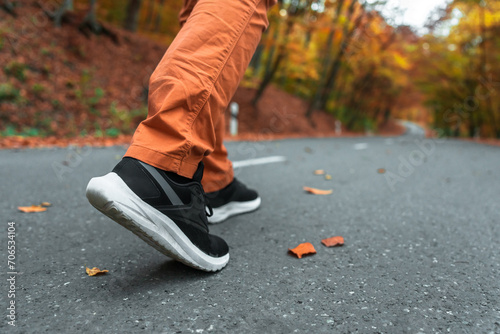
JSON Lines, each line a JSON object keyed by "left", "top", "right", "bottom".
{"left": 325, "top": 174, "right": 332, "bottom": 180}
{"left": 303, "top": 186, "right": 333, "bottom": 195}
{"left": 41, "top": 202, "right": 52, "bottom": 207}
{"left": 86, "top": 267, "right": 109, "bottom": 276}
{"left": 18, "top": 205, "right": 47, "bottom": 213}
{"left": 377, "top": 168, "right": 386, "bottom": 174}
{"left": 314, "top": 169, "right": 325, "bottom": 175}
{"left": 321, "top": 236, "right": 344, "bottom": 247}
{"left": 288, "top": 242, "right": 317, "bottom": 259}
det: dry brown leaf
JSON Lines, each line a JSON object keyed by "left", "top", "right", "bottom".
{"left": 377, "top": 168, "right": 386, "bottom": 174}
{"left": 86, "top": 267, "right": 109, "bottom": 276}
{"left": 321, "top": 236, "right": 345, "bottom": 247}
{"left": 18, "top": 205, "right": 47, "bottom": 213}
{"left": 314, "top": 169, "right": 325, "bottom": 175}
{"left": 303, "top": 186, "right": 333, "bottom": 195}
{"left": 325, "top": 174, "right": 332, "bottom": 180}
{"left": 41, "top": 202, "right": 52, "bottom": 207}
{"left": 288, "top": 242, "right": 317, "bottom": 259}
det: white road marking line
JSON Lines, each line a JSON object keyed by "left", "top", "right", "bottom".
{"left": 233, "top": 156, "right": 287, "bottom": 169}
{"left": 354, "top": 143, "right": 368, "bottom": 150}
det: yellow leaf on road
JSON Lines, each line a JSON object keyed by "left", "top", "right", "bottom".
{"left": 18, "top": 205, "right": 47, "bottom": 213}
{"left": 86, "top": 267, "right": 109, "bottom": 276}
{"left": 321, "top": 236, "right": 345, "bottom": 247}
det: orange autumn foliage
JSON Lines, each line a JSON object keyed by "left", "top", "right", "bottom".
{"left": 321, "top": 236, "right": 345, "bottom": 247}
{"left": 303, "top": 187, "right": 333, "bottom": 195}
{"left": 18, "top": 205, "right": 47, "bottom": 213}
{"left": 288, "top": 242, "right": 317, "bottom": 259}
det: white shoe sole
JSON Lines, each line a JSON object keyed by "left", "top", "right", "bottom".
{"left": 86, "top": 172, "right": 229, "bottom": 272}
{"left": 208, "top": 197, "right": 261, "bottom": 224}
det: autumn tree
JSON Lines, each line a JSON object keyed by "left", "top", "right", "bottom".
{"left": 80, "top": 0, "right": 102, "bottom": 34}
{"left": 142, "top": 0, "right": 167, "bottom": 32}
{"left": 50, "top": 0, "right": 73, "bottom": 27}
{"left": 416, "top": 0, "right": 500, "bottom": 138}
{"left": 306, "top": 0, "right": 377, "bottom": 118}
{"left": 124, "top": 0, "right": 143, "bottom": 32}
{"left": 253, "top": 0, "right": 313, "bottom": 106}
{"left": 247, "top": 0, "right": 420, "bottom": 131}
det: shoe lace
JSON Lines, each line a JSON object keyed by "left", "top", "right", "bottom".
{"left": 204, "top": 193, "right": 213, "bottom": 217}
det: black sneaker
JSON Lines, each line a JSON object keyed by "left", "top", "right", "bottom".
{"left": 206, "top": 178, "right": 261, "bottom": 224}
{"left": 86, "top": 157, "right": 229, "bottom": 272}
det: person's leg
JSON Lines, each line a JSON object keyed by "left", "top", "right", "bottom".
{"left": 202, "top": 116, "right": 261, "bottom": 224}
{"left": 189, "top": 0, "right": 263, "bottom": 222}
{"left": 179, "top": 1, "right": 234, "bottom": 194}
{"left": 179, "top": 0, "right": 234, "bottom": 193}
{"left": 201, "top": 116, "right": 233, "bottom": 193}
{"left": 124, "top": 0, "right": 276, "bottom": 179}
{"left": 87, "top": 0, "right": 276, "bottom": 272}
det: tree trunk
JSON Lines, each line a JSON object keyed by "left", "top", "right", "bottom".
{"left": 154, "top": 0, "right": 165, "bottom": 32}
{"left": 383, "top": 107, "right": 391, "bottom": 124}
{"left": 144, "top": 0, "right": 155, "bottom": 30}
{"left": 261, "top": 25, "right": 279, "bottom": 86}
{"left": 53, "top": 0, "right": 73, "bottom": 27}
{"left": 317, "top": 0, "right": 364, "bottom": 112}
{"left": 252, "top": 52, "right": 284, "bottom": 106}
{"left": 249, "top": 43, "right": 265, "bottom": 74}
{"left": 479, "top": 2, "right": 499, "bottom": 137}
{"left": 252, "top": 19, "right": 294, "bottom": 106}
{"left": 305, "top": 0, "right": 348, "bottom": 118}
{"left": 305, "top": 0, "right": 345, "bottom": 118}
{"left": 124, "top": 0, "right": 143, "bottom": 32}
{"left": 252, "top": 0, "right": 314, "bottom": 106}
{"left": 81, "top": 0, "right": 100, "bottom": 33}
{"left": 317, "top": 47, "right": 345, "bottom": 111}
{"left": 78, "top": 0, "right": 119, "bottom": 43}
{"left": 344, "top": 69, "right": 374, "bottom": 128}
{"left": 1, "top": 0, "right": 17, "bottom": 16}
{"left": 304, "top": 28, "right": 334, "bottom": 118}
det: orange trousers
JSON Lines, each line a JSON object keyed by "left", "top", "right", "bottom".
{"left": 125, "top": 0, "right": 276, "bottom": 193}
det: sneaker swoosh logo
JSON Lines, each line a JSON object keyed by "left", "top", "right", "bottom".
{"left": 139, "top": 161, "right": 183, "bottom": 206}
{"left": 160, "top": 209, "right": 208, "bottom": 232}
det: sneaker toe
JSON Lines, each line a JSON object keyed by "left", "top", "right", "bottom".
{"left": 208, "top": 234, "right": 229, "bottom": 257}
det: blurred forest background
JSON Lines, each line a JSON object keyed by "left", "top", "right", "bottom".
{"left": 1, "top": 0, "right": 500, "bottom": 143}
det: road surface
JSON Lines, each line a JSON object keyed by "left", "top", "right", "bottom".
{"left": 1, "top": 132, "right": 499, "bottom": 333}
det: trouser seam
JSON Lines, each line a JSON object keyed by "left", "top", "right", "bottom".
{"left": 181, "top": 0, "right": 263, "bottom": 160}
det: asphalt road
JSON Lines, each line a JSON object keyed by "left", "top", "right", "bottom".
{"left": 1, "top": 131, "right": 499, "bottom": 333}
